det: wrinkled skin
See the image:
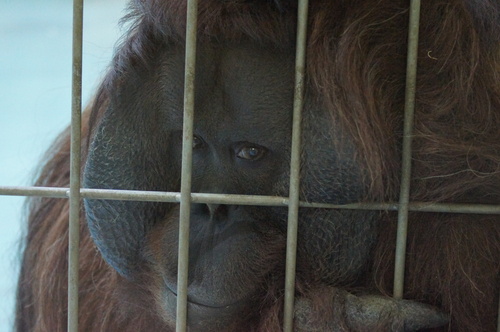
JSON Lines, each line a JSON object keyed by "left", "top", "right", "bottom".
{"left": 84, "top": 42, "right": 445, "bottom": 331}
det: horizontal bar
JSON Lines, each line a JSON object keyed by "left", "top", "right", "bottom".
{"left": 1, "top": 186, "right": 500, "bottom": 215}
{"left": 0, "top": 186, "right": 68, "bottom": 198}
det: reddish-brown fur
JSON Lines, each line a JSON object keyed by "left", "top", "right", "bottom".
{"left": 16, "top": 0, "right": 500, "bottom": 331}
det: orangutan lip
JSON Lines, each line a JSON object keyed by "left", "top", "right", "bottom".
{"left": 165, "top": 283, "right": 246, "bottom": 309}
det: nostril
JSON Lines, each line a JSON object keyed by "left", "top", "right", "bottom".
{"left": 206, "top": 204, "right": 217, "bottom": 216}
{"left": 191, "top": 204, "right": 229, "bottom": 218}
{"left": 207, "top": 204, "right": 228, "bottom": 218}
{"left": 191, "top": 203, "right": 210, "bottom": 216}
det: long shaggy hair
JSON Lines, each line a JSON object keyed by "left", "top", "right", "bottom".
{"left": 16, "top": 1, "right": 500, "bottom": 331}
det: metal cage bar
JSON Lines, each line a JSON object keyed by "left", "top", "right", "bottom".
{"left": 393, "top": 0, "right": 421, "bottom": 299}
{"left": 283, "top": 0, "right": 309, "bottom": 330}
{"left": 0, "top": 186, "right": 500, "bottom": 215}
{"left": 1, "top": 185, "right": 500, "bottom": 214}
{"left": 176, "top": 0, "right": 199, "bottom": 330}
{"left": 68, "top": 0, "right": 84, "bottom": 331}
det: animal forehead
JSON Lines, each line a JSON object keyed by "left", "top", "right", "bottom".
{"left": 160, "top": 42, "right": 295, "bottom": 131}
{"left": 216, "top": 43, "right": 295, "bottom": 86}
{"left": 199, "top": 43, "right": 295, "bottom": 139}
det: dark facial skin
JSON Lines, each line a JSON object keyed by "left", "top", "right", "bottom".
{"left": 154, "top": 44, "right": 297, "bottom": 329}
{"left": 83, "top": 41, "right": 377, "bottom": 330}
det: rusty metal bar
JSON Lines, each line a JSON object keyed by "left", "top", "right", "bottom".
{"left": 68, "top": 0, "right": 84, "bottom": 330}
{"left": 283, "top": 0, "right": 309, "bottom": 330}
{"left": 393, "top": 0, "right": 421, "bottom": 299}
{"left": 176, "top": 0, "right": 198, "bottom": 330}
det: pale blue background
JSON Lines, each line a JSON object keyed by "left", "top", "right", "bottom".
{"left": 0, "top": 0, "right": 128, "bottom": 330}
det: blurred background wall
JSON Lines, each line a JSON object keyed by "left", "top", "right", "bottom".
{"left": 0, "top": 0, "right": 128, "bottom": 329}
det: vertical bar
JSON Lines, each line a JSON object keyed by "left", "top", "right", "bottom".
{"left": 283, "top": 0, "right": 309, "bottom": 331}
{"left": 176, "top": 0, "right": 198, "bottom": 331}
{"left": 393, "top": 0, "right": 421, "bottom": 299}
{"left": 68, "top": 0, "right": 83, "bottom": 331}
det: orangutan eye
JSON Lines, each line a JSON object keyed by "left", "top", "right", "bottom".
{"left": 236, "top": 144, "right": 267, "bottom": 161}
{"left": 192, "top": 135, "right": 204, "bottom": 149}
